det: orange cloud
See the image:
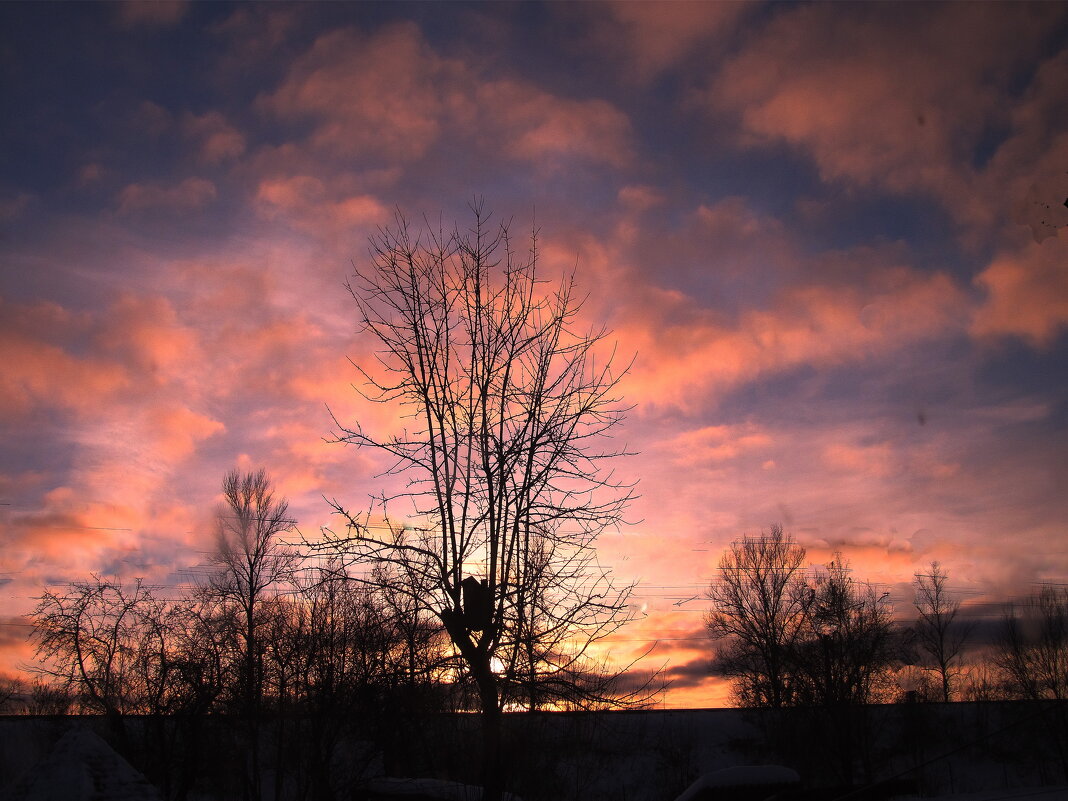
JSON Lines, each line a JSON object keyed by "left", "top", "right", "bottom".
{"left": 618, "top": 263, "right": 967, "bottom": 412}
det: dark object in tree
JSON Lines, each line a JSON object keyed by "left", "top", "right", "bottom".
{"left": 463, "top": 577, "right": 492, "bottom": 632}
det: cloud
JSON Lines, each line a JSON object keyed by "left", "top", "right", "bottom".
{"left": 117, "top": 177, "right": 217, "bottom": 214}
{"left": 5, "top": 487, "right": 141, "bottom": 562}
{"left": 92, "top": 293, "right": 202, "bottom": 382}
{"left": 131, "top": 100, "right": 173, "bottom": 138}
{"left": 984, "top": 49, "right": 1068, "bottom": 242}
{"left": 261, "top": 24, "right": 461, "bottom": 162}
{"left": 580, "top": 1, "right": 748, "bottom": 82}
{"left": 475, "top": 80, "right": 632, "bottom": 168}
{"left": 661, "top": 423, "right": 772, "bottom": 468}
{"left": 971, "top": 237, "right": 1068, "bottom": 346}
{"left": 255, "top": 175, "right": 390, "bottom": 240}
{"left": 617, "top": 262, "right": 967, "bottom": 412}
{"left": 114, "top": 1, "right": 188, "bottom": 28}
{"left": 0, "top": 192, "right": 33, "bottom": 222}
{"left": 261, "top": 23, "right": 632, "bottom": 169}
{"left": 705, "top": 4, "right": 1064, "bottom": 228}
{"left": 183, "top": 111, "right": 246, "bottom": 164}
{"left": 0, "top": 298, "right": 129, "bottom": 418}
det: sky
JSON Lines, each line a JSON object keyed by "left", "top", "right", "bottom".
{"left": 1, "top": 1, "right": 1067, "bottom": 708}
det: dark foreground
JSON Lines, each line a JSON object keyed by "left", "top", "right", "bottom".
{"left": 1, "top": 701, "right": 1067, "bottom": 801}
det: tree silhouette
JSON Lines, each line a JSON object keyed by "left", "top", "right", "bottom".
{"left": 706, "top": 525, "right": 808, "bottom": 708}
{"left": 203, "top": 467, "right": 298, "bottom": 801}
{"left": 996, "top": 585, "right": 1068, "bottom": 700}
{"left": 205, "top": 468, "right": 298, "bottom": 717}
{"left": 912, "top": 561, "right": 972, "bottom": 702}
{"left": 322, "top": 203, "right": 639, "bottom": 800}
{"left": 791, "top": 556, "right": 897, "bottom": 708}
{"left": 31, "top": 575, "right": 154, "bottom": 720}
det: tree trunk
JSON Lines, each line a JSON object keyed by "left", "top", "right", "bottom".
{"left": 475, "top": 667, "right": 503, "bottom": 801}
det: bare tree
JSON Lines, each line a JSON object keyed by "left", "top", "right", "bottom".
{"left": 706, "top": 525, "right": 809, "bottom": 708}
{"left": 912, "top": 562, "right": 972, "bottom": 702}
{"left": 205, "top": 468, "right": 298, "bottom": 801}
{"left": 996, "top": 585, "right": 1068, "bottom": 701}
{"left": 322, "top": 204, "right": 638, "bottom": 800}
{"left": 0, "top": 674, "right": 22, "bottom": 713}
{"left": 206, "top": 468, "right": 298, "bottom": 717}
{"left": 31, "top": 575, "right": 155, "bottom": 720}
{"left": 792, "top": 556, "right": 897, "bottom": 708}
{"left": 26, "top": 676, "right": 74, "bottom": 715}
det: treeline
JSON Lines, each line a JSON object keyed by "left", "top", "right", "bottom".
{"left": 18, "top": 471, "right": 449, "bottom": 723}
{"left": 706, "top": 525, "right": 1068, "bottom": 708}
{"left": 4, "top": 469, "right": 644, "bottom": 800}
{"left": 705, "top": 525, "right": 1068, "bottom": 787}
{"left": 4, "top": 470, "right": 456, "bottom": 800}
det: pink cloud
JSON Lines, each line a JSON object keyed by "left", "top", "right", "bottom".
{"left": 705, "top": 4, "right": 1063, "bottom": 228}
{"left": 618, "top": 185, "right": 665, "bottom": 213}
{"left": 0, "top": 192, "right": 33, "bottom": 222}
{"left": 971, "top": 236, "right": 1068, "bottom": 346}
{"left": 661, "top": 423, "right": 773, "bottom": 468}
{"left": 114, "top": 0, "right": 187, "bottom": 28}
{"left": 617, "top": 264, "right": 967, "bottom": 412}
{"left": 984, "top": 50, "right": 1068, "bottom": 242}
{"left": 131, "top": 100, "right": 172, "bottom": 138}
{"left": 823, "top": 441, "right": 896, "bottom": 479}
{"left": 92, "top": 293, "right": 202, "bottom": 383}
{"left": 0, "top": 298, "right": 129, "bottom": 418}
{"left": 6, "top": 487, "right": 141, "bottom": 562}
{"left": 580, "top": 1, "right": 748, "bottom": 82}
{"left": 255, "top": 175, "right": 389, "bottom": 240}
{"left": 475, "top": 80, "right": 632, "bottom": 168}
{"left": 146, "top": 405, "right": 226, "bottom": 463}
{"left": 183, "top": 111, "right": 246, "bottom": 164}
{"left": 261, "top": 24, "right": 459, "bottom": 161}
{"left": 117, "top": 177, "right": 217, "bottom": 214}
{"left": 261, "top": 23, "right": 632, "bottom": 168}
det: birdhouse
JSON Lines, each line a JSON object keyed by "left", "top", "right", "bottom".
{"left": 462, "top": 577, "right": 492, "bottom": 631}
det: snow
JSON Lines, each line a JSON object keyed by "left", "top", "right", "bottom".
{"left": 673, "top": 765, "right": 800, "bottom": 801}
{"left": 366, "top": 777, "right": 522, "bottom": 801}
{"left": 2, "top": 725, "right": 162, "bottom": 801}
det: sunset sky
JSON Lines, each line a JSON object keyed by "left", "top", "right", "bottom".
{"left": 2, "top": 2, "right": 1067, "bottom": 707}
